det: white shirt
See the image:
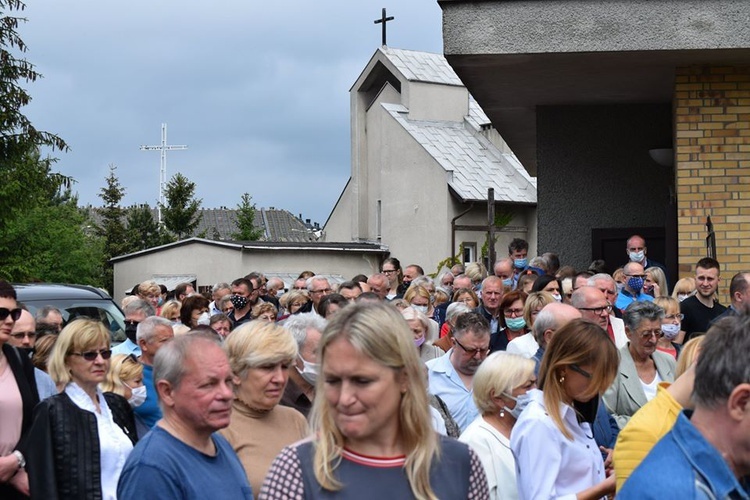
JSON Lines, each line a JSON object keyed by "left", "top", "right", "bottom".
{"left": 510, "top": 389, "right": 605, "bottom": 500}
{"left": 506, "top": 333, "right": 539, "bottom": 359}
{"left": 640, "top": 371, "right": 662, "bottom": 402}
{"left": 610, "top": 316, "right": 628, "bottom": 349}
{"left": 460, "top": 416, "right": 518, "bottom": 500}
{"left": 65, "top": 383, "right": 133, "bottom": 500}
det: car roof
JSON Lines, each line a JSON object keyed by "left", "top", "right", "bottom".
{"left": 13, "top": 283, "right": 113, "bottom": 301}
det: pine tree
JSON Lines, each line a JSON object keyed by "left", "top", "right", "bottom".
{"left": 126, "top": 204, "right": 171, "bottom": 251}
{"left": 232, "top": 193, "right": 263, "bottom": 241}
{"left": 95, "top": 165, "right": 128, "bottom": 292}
{"left": 160, "top": 173, "right": 202, "bottom": 240}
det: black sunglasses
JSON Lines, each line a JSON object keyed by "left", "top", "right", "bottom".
{"left": 0, "top": 307, "right": 23, "bottom": 322}
{"left": 71, "top": 349, "right": 112, "bottom": 361}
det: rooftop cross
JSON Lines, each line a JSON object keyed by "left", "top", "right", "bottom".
{"left": 140, "top": 123, "right": 188, "bottom": 224}
{"left": 373, "top": 8, "right": 394, "bottom": 47}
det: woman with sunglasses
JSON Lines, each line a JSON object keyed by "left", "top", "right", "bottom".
{"left": 0, "top": 282, "right": 38, "bottom": 499}
{"left": 26, "top": 318, "right": 137, "bottom": 499}
{"left": 510, "top": 318, "right": 619, "bottom": 500}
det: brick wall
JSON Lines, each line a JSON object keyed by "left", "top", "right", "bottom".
{"left": 674, "top": 65, "right": 750, "bottom": 295}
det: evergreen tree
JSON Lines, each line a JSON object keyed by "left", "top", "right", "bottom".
{"left": 160, "top": 173, "right": 202, "bottom": 240}
{"left": 95, "top": 165, "right": 127, "bottom": 292}
{"left": 232, "top": 193, "right": 263, "bottom": 241}
{"left": 126, "top": 204, "right": 172, "bottom": 250}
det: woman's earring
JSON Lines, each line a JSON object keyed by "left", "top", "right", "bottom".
{"left": 559, "top": 374, "right": 565, "bottom": 384}
{"left": 499, "top": 408, "right": 505, "bottom": 418}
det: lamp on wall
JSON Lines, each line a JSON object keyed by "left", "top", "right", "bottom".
{"left": 648, "top": 148, "right": 674, "bottom": 167}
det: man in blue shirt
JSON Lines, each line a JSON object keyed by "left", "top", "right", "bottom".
{"left": 615, "top": 262, "right": 654, "bottom": 312}
{"left": 134, "top": 316, "right": 174, "bottom": 429}
{"left": 619, "top": 314, "right": 750, "bottom": 499}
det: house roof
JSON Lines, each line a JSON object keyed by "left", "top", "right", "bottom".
{"left": 378, "top": 47, "right": 464, "bottom": 87}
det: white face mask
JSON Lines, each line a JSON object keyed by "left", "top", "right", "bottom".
{"left": 297, "top": 354, "right": 319, "bottom": 385}
{"left": 196, "top": 312, "right": 211, "bottom": 325}
{"left": 629, "top": 250, "right": 645, "bottom": 263}
{"left": 552, "top": 293, "right": 562, "bottom": 302}
{"left": 411, "top": 304, "right": 429, "bottom": 314}
{"left": 126, "top": 384, "right": 147, "bottom": 408}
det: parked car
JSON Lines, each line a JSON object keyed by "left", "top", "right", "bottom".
{"left": 14, "top": 283, "right": 127, "bottom": 343}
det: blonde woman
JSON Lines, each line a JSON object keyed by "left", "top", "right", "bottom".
{"left": 644, "top": 267, "right": 668, "bottom": 298}
{"left": 259, "top": 302, "right": 489, "bottom": 499}
{"left": 510, "top": 318, "right": 619, "bottom": 500}
{"left": 220, "top": 321, "right": 308, "bottom": 495}
{"left": 101, "top": 354, "right": 146, "bottom": 409}
{"left": 460, "top": 352, "right": 537, "bottom": 500}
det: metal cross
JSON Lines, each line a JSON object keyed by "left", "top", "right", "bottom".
{"left": 140, "top": 123, "right": 188, "bottom": 224}
{"left": 374, "top": 8, "right": 394, "bottom": 47}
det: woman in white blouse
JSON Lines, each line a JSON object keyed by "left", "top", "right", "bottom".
{"left": 460, "top": 351, "right": 537, "bottom": 500}
{"left": 510, "top": 318, "right": 619, "bottom": 500}
{"left": 26, "top": 319, "right": 137, "bottom": 499}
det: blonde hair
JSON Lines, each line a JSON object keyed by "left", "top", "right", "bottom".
{"left": 404, "top": 285, "right": 433, "bottom": 314}
{"left": 101, "top": 354, "right": 143, "bottom": 395}
{"left": 137, "top": 280, "right": 160, "bottom": 298}
{"left": 672, "top": 277, "right": 696, "bottom": 299}
{"left": 538, "top": 318, "right": 619, "bottom": 440}
{"left": 645, "top": 267, "right": 668, "bottom": 297}
{"left": 224, "top": 320, "right": 297, "bottom": 380}
{"left": 251, "top": 302, "right": 278, "bottom": 320}
{"left": 523, "top": 291, "right": 555, "bottom": 328}
{"left": 676, "top": 336, "right": 704, "bottom": 377}
{"left": 280, "top": 290, "right": 309, "bottom": 309}
{"left": 48, "top": 319, "right": 110, "bottom": 386}
{"left": 310, "top": 303, "right": 438, "bottom": 499}
{"left": 32, "top": 334, "right": 58, "bottom": 371}
{"left": 653, "top": 296, "right": 679, "bottom": 316}
{"left": 464, "top": 262, "right": 487, "bottom": 284}
{"left": 160, "top": 300, "right": 182, "bottom": 320}
{"left": 473, "top": 352, "right": 535, "bottom": 414}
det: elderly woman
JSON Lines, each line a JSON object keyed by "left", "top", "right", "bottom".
{"left": 252, "top": 302, "right": 278, "bottom": 322}
{"left": 26, "top": 319, "right": 137, "bottom": 498}
{"left": 209, "top": 313, "right": 233, "bottom": 339}
{"left": 316, "top": 293, "right": 348, "bottom": 319}
{"left": 260, "top": 302, "right": 489, "bottom": 498}
{"left": 603, "top": 301, "right": 677, "bottom": 428}
{"left": 491, "top": 290, "right": 528, "bottom": 352}
{"left": 221, "top": 321, "right": 308, "bottom": 495}
{"left": 159, "top": 299, "right": 182, "bottom": 323}
{"left": 436, "top": 302, "right": 472, "bottom": 350}
{"left": 179, "top": 295, "right": 210, "bottom": 330}
{"left": 101, "top": 354, "right": 146, "bottom": 409}
{"left": 278, "top": 290, "right": 310, "bottom": 321}
{"left": 653, "top": 296, "right": 684, "bottom": 358}
{"left": 460, "top": 352, "right": 536, "bottom": 500}
{"left": 510, "top": 319, "right": 619, "bottom": 499}
{"left": 506, "top": 291, "right": 555, "bottom": 358}
{"left": 137, "top": 280, "right": 162, "bottom": 311}
{"left": 401, "top": 306, "right": 443, "bottom": 363}
{"left": 453, "top": 287, "right": 479, "bottom": 309}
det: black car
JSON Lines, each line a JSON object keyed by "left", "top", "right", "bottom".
{"left": 14, "top": 283, "right": 127, "bottom": 343}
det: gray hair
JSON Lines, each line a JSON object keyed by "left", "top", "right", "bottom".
{"left": 446, "top": 302, "right": 471, "bottom": 323}
{"left": 136, "top": 316, "right": 173, "bottom": 342}
{"left": 694, "top": 314, "right": 750, "bottom": 409}
{"left": 283, "top": 312, "right": 327, "bottom": 351}
{"left": 123, "top": 299, "right": 155, "bottom": 318}
{"left": 533, "top": 307, "right": 558, "bottom": 346}
{"left": 307, "top": 276, "right": 329, "bottom": 291}
{"left": 35, "top": 305, "right": 62, "bottom": 321}
{"left": 588, "top": 273, "right": 616, "bottom": 287}
{"left": 154, "top": 333, "right": 221, "bottom": 397}
{"left": 212, "top": 282, "right": 231, "bottom": 294}
{"left": 529, "top": 256, "right": 549, "bottom": 272}
{"left": 410, "top": 276, "right": 433, "bottom": 289}
{"left": 453, "top": 312, "right": 490, "bottom": 339}
{"left": 435, "top": 270, "right": 454, "bottom": 287}
{"left": 622, "top": 301, "right": 664, "bottom": 331}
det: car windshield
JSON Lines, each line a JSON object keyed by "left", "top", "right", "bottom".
{"left": 22, "top": 299, "right": 127, "bottom": 344}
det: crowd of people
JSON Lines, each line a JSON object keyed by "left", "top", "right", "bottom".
{"left": 0, "top": 234, "right": 748, "bottom": 499}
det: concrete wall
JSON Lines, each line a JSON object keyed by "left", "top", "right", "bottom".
{"left": 408, "top": 82, "right": 468, "bottom": 122}
{"left": 112, "top": 242, "right": 383, "bottom": 304}
{"left": 323, "top": 179, "right": 354, "bottom": 242}
{"left": 537, "top": 104, "right": 673, "bottom": 269}
{"left": 442, "top": 0, "right": 750, "bottom": 55}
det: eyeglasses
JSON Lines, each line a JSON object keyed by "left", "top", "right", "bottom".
{"left": 664, "top": 314, "right": 684, "bottom": 321}
{"left": 9, "top": 331, "right": 36, "bottom": 341}
{"left": 70, "top": 349, "right": 112, "bottom": 361}
{"left": 636, "top": 329, "right": 663, "bottom": 340}
{"left": 382, "top": 269, "right": 397, "bottom": 275}
{"left": 454, "top": 337, "right": 490, "bottom": 357}
{"left": 125, "top": 353, "right": 139, "bottom": 364}
{"left": 503, "top": 308, "right": 524, "bottom": 317}
{"left": 578, "top": 304, "right": 613, "bottom": 315}
{"left": 311, "top": 288, "right": 332, "bottom": 295}
{"left": 569, "top": 364, "right": 592, "bottom": 379}
{"left": 0, "top": 307, "right": 23, "bottom": 321}
{"left": 625, "top": 274, "right": 646, "bottom": 279}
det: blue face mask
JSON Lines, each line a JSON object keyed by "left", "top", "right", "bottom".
{"left": 502, "top": 391, "right": 532, "bottom": 420}
{"left": 513, "top": 258, "right": 528, "bottom": 270}
{"left": 628, "top": 277, "right": 644, "bottom": 294}
{"left": 502, "top": 278, "right": 513, "bottom": 288}
{"left": 505, "top": 317, "right": 526, "bottom": 331}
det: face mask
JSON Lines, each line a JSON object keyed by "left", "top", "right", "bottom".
{"left": 157, "top": 297, "right": 164, "bottom": 306}
{"left": 661, "top": 323, "right": 680, "bottom": 340}
{"left": 411, "top": 304, "right": 428, "bottom": 314}
{"left": 505, "top": 317, "right": 526, "bottom": 331}
{"left": 297, "top": 355, "right": 319, "bottom": 385}
{"left": 502, "top": 278, "right": 513, "bottom": 288}
{"left": 125, "top": 384, "right": 147, "bottom": 408}
{"left": 629, "top": 251, "right": 645, "bottom": 263}
{"left": 171, "top": 320, "right": 181, "bottom": 327}
{"left": 196, "top": 312, "right": 210, "bottom": 325}
{"left": 414, "top": 336, "right": 426, "bottom": 348}
{"left": 502, "top": 391, "right": 531, "bottom": 420}
{"left": 513, "top": 258, "right": 528, "bottom": 270}
{"left": 552, "top": 293, "right": 562, "bottom": 302}
{"left": 628, "top": 277, "right": 644, "bottom": 294}
{"left": 230, "top": 294, "right": 248, "bottom": 310}
{"left": 442, "top": 285, "right": 454, "bottom": 296}
{"left": 616, "top": 283, "right": 624, "bottom": 293}
{"left": 402, "top": 280, "right": 412, "bottom": 288}
{"left": 124, "top": 322, "right": 138, "bottom": 343}
{"left": 677, "top": 293, "right": 689, "bottom": 302}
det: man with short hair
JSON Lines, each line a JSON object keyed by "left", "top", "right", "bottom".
{"left": 426, "top": 312, "right": 490, "bottom": 432}
{"left": 681, "top": 257, "right": 726, "bottom": 340}
{"left": 403, "top": 265, "right": 424, "bottom": 288}
{"left": 134, "top": 316, "right": 175, "bottom": 429}
{"left": 265, "top": 277, "right": 285, "bottom": 298}
{"left": 228, "top": 278, "right": 254, "bottom": 327}
{"left": 710, "top": 271, "right": 750, "bottom": 325}
{"left": 509, "top": 238, "right": 529, "bottom": 286}
{"left": 453, "top": 274, "right": 472, "bottom": 291}
{"left": 619, "top": 314, "right": 750, "bottom": 499}
{"left": 9, "top": 309, "right": 57, "bottom": 400}
{"left": 530, "top": 302, "right": 582, "bottom": 373}
{"left": 615, "top": 262, "right": 654, "bottom": 312}
{"left": 292, "top": 278, "right": 307, "bottom": 291}
{"left": 281, "top": 313, "right": 326, "bottom": 418}
{"left": 117, "top": 334, "right": 252, "bottom": 499}
{"left": 366, "top": 273, "right": 389, "bottom": 301}
{"left": 112, "top": 299, "right": 155, "bottom": 356}
{"left": 573, "top": 271, "right": 593, "bottom": 292}
{"left": 572, "top": 286, "right": 628, "bottom": 348}
{"left": 209, "top": 282, "right": 231, "bottom": 316}
{"left": 625, "top": 234, "right": 669, "bottom": 289}
{"left": 588, "top": 273, "right": 624, "bottom": 319}
{"left": 542, "top": 252, "right": 560, "bottom": 277}
{"left": 174, "top": 282, "right": 195, "bottom": 301}
{"left": 305, "top": 276, "right": 332, "bottom": 314}
{"left": 493, "top": 258, "right": 515, "bottom": 289}
{"left": 474, "top": 276, "right": 503, "bottom": 346}
{"left": 337, "top": 281, "right": 362, "bottom": 303}
{"left": 35, "top": 305, "right": 64, "bottom": 334}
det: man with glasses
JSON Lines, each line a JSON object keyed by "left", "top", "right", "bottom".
{"left": 9, "top": 308, "right": 57, "bottom": 400}
{"left": 304, "top": 276, "right": 332, "bottom": 315}
{"left": 615, "top": 262, "right": 654, "bottom": 312}
{"left": 588, "top": 273, "right": 624, "bottom": 319}
{"left": 572, "top": 286, "right": 628, "bottom": 348}
{"left": 112, "top": 299, "right": 154, "bottom": 357}
{"left": 426, "top": 312, "right": 490, "bottom": 432}
{"left": 134, "top": 316, "right": 175, "bottom": 429}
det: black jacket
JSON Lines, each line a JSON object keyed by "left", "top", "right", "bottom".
{"left": 0, "top": 343, "right": 39, "bottom": 500}
{"left": 26, "top": 391, "right": 137, "bottom": 500}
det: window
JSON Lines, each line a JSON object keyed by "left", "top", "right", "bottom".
{"left": 462, "top": 242, "right": 476, "bottom": 264}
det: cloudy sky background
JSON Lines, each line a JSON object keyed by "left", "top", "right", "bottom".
{"left": 20, "top": 1, "right": 443, "bottom": 225}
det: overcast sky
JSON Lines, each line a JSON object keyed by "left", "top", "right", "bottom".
{"left": 20, "top": 1, "right": 443, "bottom": 225}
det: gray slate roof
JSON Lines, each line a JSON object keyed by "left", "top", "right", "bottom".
{"left": 378, "top": 48, "right": 536, "bottom": 204}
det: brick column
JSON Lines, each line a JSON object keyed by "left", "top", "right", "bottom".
{"left": 674, "top": 65, "right": 750, "bottom": 295}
